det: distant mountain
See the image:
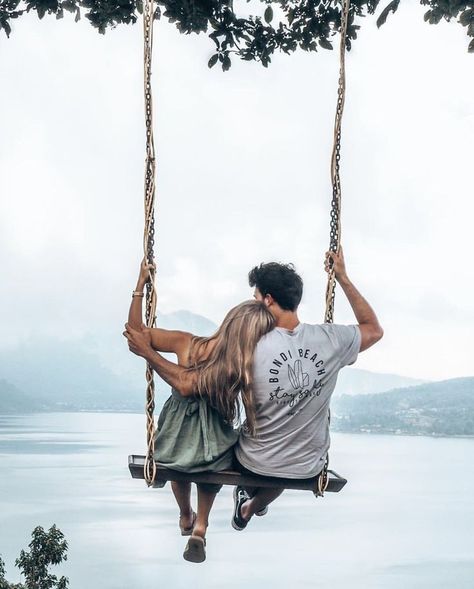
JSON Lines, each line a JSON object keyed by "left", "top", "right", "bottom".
{"left": 87, "top": 309, "right": 218, "bottom": 381}
{"left": 155, "top": 310, "right": 217, "bottom": 335}
{"left": 0, "top": 338, "right": 145, "bottom": 411}
{"left": 334, "top": 368, "right": 425, "bottom": 396}
{"left": 0, "top": 379, "right": 47, "bottom": 413}
{"left": 2, "top": 309, "right": 463, "bottom": 439}
{"left": 332, "top": 377, "right": 474, "bottom": 436}
{"left": 0, "top": 309, "right": 218, "bottom": 414}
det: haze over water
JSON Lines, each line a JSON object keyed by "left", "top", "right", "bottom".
{"left": 1, "top": 412, "right": 473, "bottom": 588}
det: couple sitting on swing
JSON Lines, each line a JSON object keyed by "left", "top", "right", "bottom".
{"left": 124, "top": 249, "right": 383, "bottom": 563}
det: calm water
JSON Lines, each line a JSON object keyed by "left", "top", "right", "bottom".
{"left": 0, "top": 413, "right": 473, "bottom": 588}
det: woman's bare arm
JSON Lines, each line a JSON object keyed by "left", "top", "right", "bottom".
{"left": 127, "top": 259, "right": 192, "bottom": 362}
{"left": 127, "top": 259, "right": 152, "bottom": 330}
{"left": 123, "top": 323, "right": 197, "bottom": 395}
{"left": 149, "top": 328, "right": 193, "bottom": 362}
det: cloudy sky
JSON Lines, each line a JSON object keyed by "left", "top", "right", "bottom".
{"left": 0, "top": 1, "right": 473, "bottom": 381}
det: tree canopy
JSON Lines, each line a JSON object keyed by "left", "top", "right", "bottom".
{"left": 0, "top": 0, "right": 473, "bottom": 68}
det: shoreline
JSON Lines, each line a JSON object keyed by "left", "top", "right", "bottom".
{"left": 2, "top": 410, "right": 474, "bottom": 441}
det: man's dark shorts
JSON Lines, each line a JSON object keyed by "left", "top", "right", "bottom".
{"left": 233, "top": 454, "right": 323, "bottom": 492}
{"left": 195, "top": 479, "right": 222, "bottom": 494}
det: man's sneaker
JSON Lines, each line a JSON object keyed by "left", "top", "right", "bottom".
{"left": 232, "top": 486, "right": 250, "bottom": 531}
{"left": 255, "top": 506, "right": 268, "bottom": 517}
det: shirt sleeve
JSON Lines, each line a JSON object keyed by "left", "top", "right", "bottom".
{"left": 322, "top": 324, "right": 361, "bottom": 368}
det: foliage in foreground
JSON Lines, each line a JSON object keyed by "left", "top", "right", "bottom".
{"left": 0, "top": 526, "right": 68, "bottom": 589}
{"left": 0, "top": 0, "right": 472, "bottom": 69}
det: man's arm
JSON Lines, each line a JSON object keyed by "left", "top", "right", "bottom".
{"left": 123, "top": 323, "right": 197, "bottom": 395}
{"left": 325, "top": 249, "right": 383, "bottom": 352}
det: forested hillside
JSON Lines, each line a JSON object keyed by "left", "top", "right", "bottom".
{"left": 332, "top": 377, "right": 474, "bottom": 436}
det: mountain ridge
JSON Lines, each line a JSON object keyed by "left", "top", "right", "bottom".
{"left": 332, "top": 376, "right": 474, "bottom": 436}
{"left": 1, "top": 309, "right": 469, "bottom": 437}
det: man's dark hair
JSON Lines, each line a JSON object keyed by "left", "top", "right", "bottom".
{"left": 248, "top": 262, "right": 303, "bottom": 311}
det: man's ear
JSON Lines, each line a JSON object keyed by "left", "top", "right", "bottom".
{"left": 264, "top": 294, "right": 274, "bottom": 307}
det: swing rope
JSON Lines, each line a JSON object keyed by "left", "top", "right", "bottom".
{"left": 140, "top": 0, "right": 351, "bottom": 488}
{"left": 143, "top": 0, "right": 158, "bottom": 487}
{"left": 319, "top": 0, "right": 351, "bottom": 497}
{"left": 324, "top": 0, "right": 350, "bottom": 325}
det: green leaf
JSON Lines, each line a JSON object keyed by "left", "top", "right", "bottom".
{"left": 75, "top": 7, "right": 80, "bottom": 22}
{"left": 376, "top": 0, "right": 400, "bottom": 28}
{"left": 319, "top": 38, "right": 333, "bottom": 50}
{"left": 459, "top": 9, "right": 473, "bottom": 27}
{"left": 61, "top": 1, "right": 76, "bottom": 14}
{"left": 136, "top": 0, "right": 143, "bottom": 15}
{"left": 222, "top": 55, "right": 231, "bottom": 71}
{"left": 424, "top": 9, "right": 443, "bottom": 25}
{"left": 37, "top": 5, "right": 46, "bottom": 19}
{"left": 1, "top": 20, "right": 12, "bottom": 37}
{"left": 264, "top": 6, "right": 273, "bottom": 24}
{"left": 469, "top": 38, "right": 474, "bottom": 53}
{"left": 208, "top": 53, "right": 219, "bottom": 68}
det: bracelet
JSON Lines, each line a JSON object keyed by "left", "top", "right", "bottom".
{"left": 132, "top": 291, "right": 144, "bottom": 298}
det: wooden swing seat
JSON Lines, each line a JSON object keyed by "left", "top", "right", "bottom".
{"left": 128, "top": 454, "right": 347, "bottom": 494}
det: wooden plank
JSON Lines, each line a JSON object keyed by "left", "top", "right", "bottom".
{"left": 128, "top": 454, "right": 347, "bottom": 493}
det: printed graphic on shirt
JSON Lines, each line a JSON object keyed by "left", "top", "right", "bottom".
{"left": 267, "top": 348, "right": 326, "bottom": 409}
{"left": 288, "top": 359, "right": 309, "bottom": 389}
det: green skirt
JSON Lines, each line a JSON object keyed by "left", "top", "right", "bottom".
{"left": 153, "top": 389, "right": 239, "bottom": 472}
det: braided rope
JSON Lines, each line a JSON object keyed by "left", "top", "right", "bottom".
{"left": 319, "top": 0, "right": 351, "bottom": 497}
{"left": 143, "top": 0, "right": 158, "bottom": 487}
{"left": 324, "top": 0, "right": 351, "bottom": 325}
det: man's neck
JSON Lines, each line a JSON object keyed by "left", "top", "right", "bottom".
{"left": 274, "top": 311, "right": 300, "bottom": 330}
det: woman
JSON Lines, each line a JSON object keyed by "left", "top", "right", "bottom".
{"left": 127, "top": 260, "right": 274, "bottom": 563}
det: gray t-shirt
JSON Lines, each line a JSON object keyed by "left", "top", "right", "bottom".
{"left": 235, "top": 322, "right": 361, "bottom": 478}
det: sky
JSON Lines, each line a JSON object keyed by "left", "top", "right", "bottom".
{"left": 0, "top": 1, "right": 473, "bottom": 381}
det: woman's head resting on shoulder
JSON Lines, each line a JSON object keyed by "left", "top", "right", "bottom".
{"left": 189, "top": 300, "right": 275, "bottom": 434}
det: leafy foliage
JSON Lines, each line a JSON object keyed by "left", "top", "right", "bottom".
{"left": 0, "top": 557, "right": 10, "bottom": 589}
{"left": 0, "top": 0, "right": 473, "bottom": 66}
{"left": 0, "top": 526, "right": 68, "bottom": 589}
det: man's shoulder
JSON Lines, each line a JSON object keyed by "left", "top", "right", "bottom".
{"left": 293, "top": 323, "right": 360, "bottom": 351}
{"left": 304, "top": 322, "right": 358, "bottom": 334}
{"left": 255, "top": 323, "right": 323, "bottom": 350}
{"left": 256, "top": 323, "right": 357, "bottom": 351}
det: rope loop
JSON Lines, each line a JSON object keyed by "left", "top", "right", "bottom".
{"left": 315, "top": 456, "right": 330, "bottom": 497}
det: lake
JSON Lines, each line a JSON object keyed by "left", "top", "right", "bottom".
{"left": 0, "top": 412, "right": 473, "bottom": 588}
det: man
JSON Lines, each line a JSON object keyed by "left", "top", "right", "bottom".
{"left": 230, "top": 249, "right": 382, "bottom": 529}
{"left": 124, "top": 249, "right": 383, "bottom": 529}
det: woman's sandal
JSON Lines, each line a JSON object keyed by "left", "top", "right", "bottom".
{"left": 179, "top": 511, "right": 197, "bottom": 536}
{"left": 183, "top": 535, "right": 206, "bottom": 563}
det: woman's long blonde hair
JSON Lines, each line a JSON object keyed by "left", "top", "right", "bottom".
{"left": 188, "top": 300, "right": 275, "bottom": 434}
